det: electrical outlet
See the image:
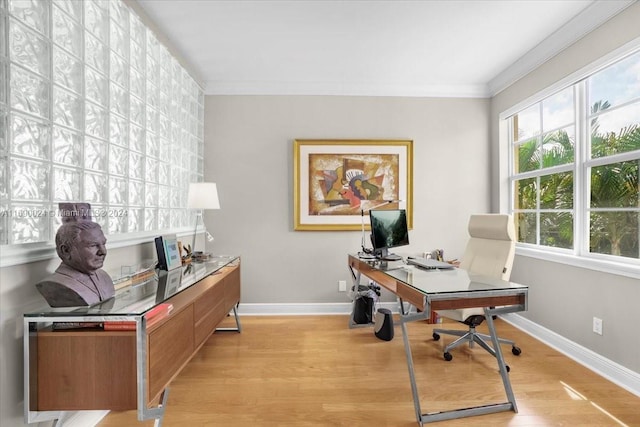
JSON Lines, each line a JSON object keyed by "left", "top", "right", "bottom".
{"left": 593, "top": 317, "right": 603, "bottom": 335}
{"left": 338, "top": 280, "right": 347, "bottom": 292}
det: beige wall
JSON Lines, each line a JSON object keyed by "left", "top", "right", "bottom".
{"left": 490, "top": 2, "right": 640, "bottom": 373}
{"left": 204, "top": 95, "right": 491, "bottom": 304}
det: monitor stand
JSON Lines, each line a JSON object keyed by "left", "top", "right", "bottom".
{"left": 373, "top": 248, "right": 402, "bottom": 261}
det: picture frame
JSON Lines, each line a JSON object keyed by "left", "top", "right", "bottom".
{"left": 293, "top": 139, "right": 413, "bottom": 231}
{"left": 154, "top": 234, "right": 182, "bottom": 271}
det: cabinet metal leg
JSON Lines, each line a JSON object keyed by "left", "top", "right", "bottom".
{"left": 216, "top": 304, "right": 242, "bottom": 332}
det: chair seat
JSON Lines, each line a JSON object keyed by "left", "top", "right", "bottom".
{"left": 437, "top": 307, "right": 484, "bottom": 322}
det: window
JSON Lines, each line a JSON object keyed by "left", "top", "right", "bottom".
{"left": 507, "top": 50, "right": 640, "bottom": 263}
{"left": 0, "top": 0, "right": 204, "bottom": 258}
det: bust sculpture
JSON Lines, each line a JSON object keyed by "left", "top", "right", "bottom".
{"left": 36, "top": 203, "right": 115, "bottom": 307}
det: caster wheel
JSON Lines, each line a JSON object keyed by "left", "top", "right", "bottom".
{"left": 512, "top": 346, "right": 522, "bottom": 356}
{"left": 433, "top": 332, "right": 440, "bottom": 341}
{"left": 506, "top": 365, "right": 511, "bottom": 372}
{"left": 443, "top": 352, "right": 453, "bottom": 361}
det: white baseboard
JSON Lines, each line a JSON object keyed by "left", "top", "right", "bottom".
{"left": 501, "top": 313, "right": 640, "bottom": 398}
{"left": 237, "top": 301, "right": 398, "bottom": 315}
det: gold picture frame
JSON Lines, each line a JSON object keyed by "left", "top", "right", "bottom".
{"left": 294, "top": 139, "right": 413, "bottom": 231}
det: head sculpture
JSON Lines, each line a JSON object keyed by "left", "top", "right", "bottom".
{"left": 55, "top": 220, "right": 107, "bottom": 274}
{"left": 36, "top": 203, "right": 115, "bottom": 307}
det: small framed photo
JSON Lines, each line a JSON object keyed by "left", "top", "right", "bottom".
{"left": 154, "top": 234, "right": 182, "bottom": 271}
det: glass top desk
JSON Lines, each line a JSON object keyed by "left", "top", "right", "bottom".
{"left": 348, "top": 254, "right": 528, "bottom": 426}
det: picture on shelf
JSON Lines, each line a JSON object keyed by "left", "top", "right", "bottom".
{"left": 155, "top": 234, "right": 182, "bottom": 271}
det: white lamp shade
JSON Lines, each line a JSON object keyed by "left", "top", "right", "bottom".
{"left": 187, "top": 183, "right": 220, "bottom": 209}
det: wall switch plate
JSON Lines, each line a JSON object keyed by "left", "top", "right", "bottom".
{"left": 338, "top": 280, "right": 347, "bottom": 292}
{"left": 593, "top": 317, "right": 603, "bottom": 335}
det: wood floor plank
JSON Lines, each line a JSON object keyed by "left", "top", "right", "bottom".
{"left": 98, "top": 315, "right": 640, "bottom": 427}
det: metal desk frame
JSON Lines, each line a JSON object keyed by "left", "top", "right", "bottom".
{"left": 348, "top": 255, "right": 528, "bottom": 426}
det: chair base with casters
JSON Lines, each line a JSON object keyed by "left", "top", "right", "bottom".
{"left": 432, "top": 314, "right": 522, "bottom": 371}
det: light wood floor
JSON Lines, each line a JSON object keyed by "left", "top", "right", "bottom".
{"left": 99, "top": 315, "right": 640, "bottom": 427}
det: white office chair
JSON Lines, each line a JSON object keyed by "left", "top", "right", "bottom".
{"left": 432, "top": 214, "right": 522, "bottom": 364}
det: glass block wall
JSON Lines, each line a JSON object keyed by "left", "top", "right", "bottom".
{"left": 0, "top": 0, "right": 204, "bottom": 246}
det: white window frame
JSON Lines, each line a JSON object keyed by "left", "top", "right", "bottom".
{"left": 499, "top": 37, "right": 640, "bottom": 280}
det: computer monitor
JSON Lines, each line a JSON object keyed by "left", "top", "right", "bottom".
{"left": 369, "top": 209, "right": 409, "bottom": 261}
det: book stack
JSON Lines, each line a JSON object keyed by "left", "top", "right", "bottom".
{"left": 103, "top": 303, "right": 174, "bottom": 331}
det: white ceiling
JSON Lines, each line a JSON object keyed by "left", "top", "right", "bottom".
{"left": 134, "top": 0, "right": 633, "bottom": 97}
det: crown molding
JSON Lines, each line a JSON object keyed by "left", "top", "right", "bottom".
{"left": 204, "top": 80, "right": 490, "bottom": 98}
{"left": 488, "top": 0, "right": 635, "bottom": 97}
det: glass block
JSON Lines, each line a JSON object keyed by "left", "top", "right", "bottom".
{"left": 110, "top": 82, "right": 128, "bottom": 117}
{"left": 10, "top": 112, "right": 50, "bottom": 159}
{"left": 158, "top": 207, "right": 170, "bottom": 230}
{"left": 145, "top": 182, "right": 157, "bottom": 206}
{"left": 108, "top": 144, "right": 127, "bottom": 176}
{"left": 9, "top": 0, "right": 49, "bottom": 36}
{"left": 144, "top": 207, "right": 157, "bottom": 231}
{"left": 130, "top": 13, "right": 144, "bottom": 47}
{"left": 0, "top": 204, "right": 8, "bottom": 245}
{"left": 129, "top": 94, "right": 144, "bottom": 125}
{"left": 129, "top": 64, "right": 143, "bottom": 97}
{"left": 53, "top": 4, "right": 82, "bottom": 58}
{"left": 110, "top": 0, "right": 129, "bottom": 30}
{"left": 130, "top": 39, "right": 144, "bottom": 72}
{"left": 146, "top": 106, "right": 157, "bottom": 133}
{"left": 108, "top": 175, "right": 126, "bottom": 205}
{"left": 84, "top": 137, "right": 107, "bottom": 171}
{"left": 127, "top": 207, "right": 142, "bottom": 232}
{"left": 85, "top": 101, "right": 108, "bottom": 139}
{"left": 110, "top": 18, "right": 128, "bottom": 59}
{"left": 85, "top": 32, "right": 107, "bottom": 72}
{"left": 10, "top": 203, "right": 50, "bottom": 244}
{"left": 52, "top": 125, "right": 81, "bottom": 165}
{"left": 170, "top": 122, "right": 180, "bottom": 144}
{"left": 0, "top": 107, "right": 7, "bottom": 153}
{"left": 170, "top": 187, "right": 180, "bottom": 209}
{"left": 158, "top": 162, "right": 169, "bottom": 186}
{"left": 84, "top": 0, "right": 107, "bottom": 42}
{"left": 52, "top": 166, "right": 80, "bottom": 201}
{"left": 53, "top": 46, "right": 82, "bottom": 93}
{"left": 145, "top": 56, "right": 157, "bottom": 85}
{"left": 145, "top": 157, "right": 157, "bottom": 182}
{"left": 128, "top": 179, "right": 143, "bottom": 206}
{"left": 129, "top": 123, "right": 144, "bottom": 153}
{"left": 159, "top": 184, "right": 171, "bottom": 208}
{"left": 1, "top": 60, "right": 5, "bottom": 105}
{"left": 10, "top": 18, "right": 50, "bottom": 77}
{"left": 91, "top": 204, "right": 108, "bottom": 232}
{"left": 146, "top": 29, "right": 158, "bottom": 61}
{"left": 158, "top": 89, "right": 169, "bottom": 116}
{"left": 0, "top": 154, "right": 8, "bottom": 200}
{"left": 128, "top": 151, "right": 143, "bottom": 180}
{"left": 108, "top": 209, "right": 126, "bottom": 234}
{"left": 53, "top": 0, "right": 82, "bottom": 22}
{"left": 84, "top": 172, "right": 106, "bottom": 203}
{"left": 110, "top": 51, "right": 127, "bottom": 87}
{"left": 86, "top": 66, "right": 107, "bottom": 106}
{"left": 145, "top": 131, "right": 158, "bottom": 159}
{"left": 146, "top": 80, "right": 157, "bottom": 110}
{"left": 53, "top": 86, "right": 82, "bottom": 130}
{"left": 109, "top": 112, "right": 127, "bottom": 147}
{"left": 10, "top": 66, "right": 49, "bottom": 119}
{"left": 158, "top": 138, "right": 169, "bottom": 161}
{"left": 10, "top": 158, "right": 49, "bottom": 201}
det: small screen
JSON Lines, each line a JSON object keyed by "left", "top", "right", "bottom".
{"left": 369, "top": 209, "right": 409, "bottom": 259}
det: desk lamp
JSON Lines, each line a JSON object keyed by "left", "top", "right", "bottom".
{"left": 187, "top": 182, "right": 220, "bottom": 255}
{"left": 360, "top": 199, "right": 401, "bottom": 257}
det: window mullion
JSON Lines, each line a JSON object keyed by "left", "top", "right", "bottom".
{"left": 575, "top": 81, "right": 587, "bottom": 257}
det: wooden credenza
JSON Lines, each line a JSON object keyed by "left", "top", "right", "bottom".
{"left": 24, "top": 257, "right": 241, "bottom": 425}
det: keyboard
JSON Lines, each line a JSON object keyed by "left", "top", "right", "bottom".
{"left": 406, "top": 257, "right": 454, "bottom": 270}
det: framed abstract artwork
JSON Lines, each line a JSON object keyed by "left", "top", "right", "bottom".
{"left": 293, "top": 139, "right": 413, "bottom": 231}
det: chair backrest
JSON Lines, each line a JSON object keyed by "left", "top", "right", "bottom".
{"left": 459, "top": 214, "right": 515, "bottom": 281}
